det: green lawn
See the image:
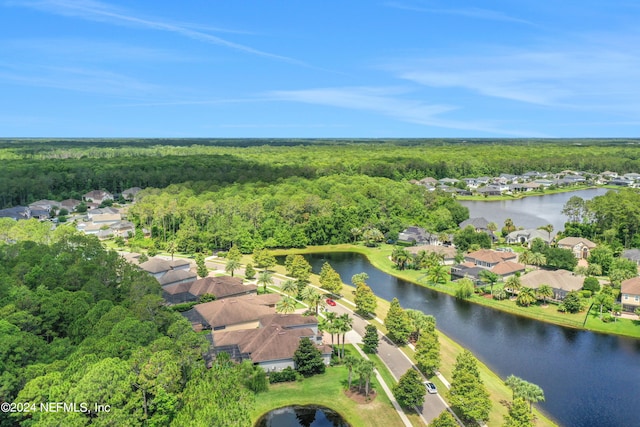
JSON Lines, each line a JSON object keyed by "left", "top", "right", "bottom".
{"left": 584, "top": 305, "right": 640, "bottom": 336}
{"left": 250, "top": 348, "right": 406, "bottom": 427}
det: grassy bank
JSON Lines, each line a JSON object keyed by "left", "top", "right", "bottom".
{"left": 271, "top": 244, "right": 640, "bottom": 338}
{"left": 456, "top": 184, "right": 596, "bottom": 201}
{"left": 250, "top": 345, "right": 419, "bottom": 427}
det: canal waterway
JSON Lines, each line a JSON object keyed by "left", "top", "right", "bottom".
{"left": 302, "top": 252, "right": 640, "bottom": 427}
{"left": 458, "top": 187, "right": 611, "bottom": 232}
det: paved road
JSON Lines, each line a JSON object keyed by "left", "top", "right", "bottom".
{"left": 327, "top": 303, "right": 449, "bottom": 424}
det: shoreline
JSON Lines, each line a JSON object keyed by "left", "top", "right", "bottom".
{"left": 454, "top": 184, "right": 618, "bottom": 202}
{"left": 270, "top": 244, "right": 640, "bottom": 339}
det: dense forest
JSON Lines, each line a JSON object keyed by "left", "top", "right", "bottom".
{"left": 0, "top": 233, "right": 253, "bottom": 426}
{"left": 3, "top": 138, "right": 640, "bottom": 208}
{"left": 127, "top": 175, "right": 469, "bottom": 253}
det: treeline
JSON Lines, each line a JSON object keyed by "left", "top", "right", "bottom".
{"left": 4, "top": 139, "right": 640, "bottom": 208}
{"left": 0, "top": 234, "right": 253, "bottom": 426}
{"left": 128, "top": 175, "right": 469, "bottom": 253}
{"left": 560, "top": 189, "right": 640, "bottom": 249}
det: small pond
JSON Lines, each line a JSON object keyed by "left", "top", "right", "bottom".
{"left": 255, "top": 405, "right": 350, "bottom": 427}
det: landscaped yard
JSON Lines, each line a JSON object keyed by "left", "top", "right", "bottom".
{"left": 584, "top": 305, "right": 640, "bottom": 336}
{"left": 250, "top": 359, "right": 405, "bottom": 427}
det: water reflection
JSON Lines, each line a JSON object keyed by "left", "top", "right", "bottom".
{"left": 255, "top": 406, "right": 350, "bottom": 427}
{"left": 301, "top": 252, "right": 640, "bottom": 427}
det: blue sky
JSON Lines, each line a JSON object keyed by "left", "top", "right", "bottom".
{"left": 1, "top": 0, "right": 640, "bottom": 138}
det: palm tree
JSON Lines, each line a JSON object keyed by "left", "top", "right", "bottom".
{"left": 391, "top": 247, "right": 410, "bottom": 270}
{"left": 301, "top": 287, "right": 325, "bottom": 315}
{"left": 321, "top": 312, "right": 338, "bottom": 347}
{"left": 257, "top": 270, "right": 273, "bottom": 293}
{"left": 479, "top": 270, "right": 500, "bottom": 296}
{"left": 537, "top": 284, "right": 554, "bottom": 305}
{"left": 528, "top": 252, "right": 547, "bottom": 269}
{"left": 427, "top": 263, "right": 449, "bottom": 285}
{"left": 166, "top": 239, "right": 177, "bottom": 260}
{"left": 225, "top": 259, "right": 241, "bottom": 277}
{"left": 281, "top": 279, "right": 298, "bottom": 297}
{"left": 521, "top": 383, "right": 545, "bottom": 412}
{"left": 519, "top": 250, "right": 533, "bottom": 266}
{"left": 538, "top": 224, "right": 554, "bottom": 244}
{"left": 505, "top": 275, "right": 521, "bottom": 297}
{"left": 276, "top": 296, "right": 296, "bottom": 314}
{"left": 516, "top": 287, "right": 537, "bottom": 307}
{"left": 505, "top": 375, "right": 525, "bottom": 400}
{"left": 356, "top": 360, "right": 375, "bottom": 397}
{"left": 344, "top": 355, "right": 359, "bottom": 389}
{"left": 337, "top": 313, "right": 353, "bottom": 359}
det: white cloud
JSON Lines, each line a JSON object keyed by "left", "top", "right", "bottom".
{"left": 7, "top": 0, "right": 304, "bottom": 65}
{"left": 385, "top": 1, "right": 534, "bottom": 25}
{"left": 267, "top": 86, "right": 538, "bottom": 135}
{"left": 393, "top": 38, "right": 640, "bottom": 113}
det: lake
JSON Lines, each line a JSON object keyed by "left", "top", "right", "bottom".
{"left": 255, "top": 405, "right": 350, "bottom": 427}
{"left": 301, "top": 252, "right": 640, "bottom": 427}
{"left": 458, "top": 188, "right": 611, "bottom": 232}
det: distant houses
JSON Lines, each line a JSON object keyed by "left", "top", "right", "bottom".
{"left": 556, "top": 237, "right": 597, "bottom": 259}
{"left": 519, "top": 269, "right": 584, "bottom": 301}
{"left": 397, "top": 226, "right": 441, "bottom": 246}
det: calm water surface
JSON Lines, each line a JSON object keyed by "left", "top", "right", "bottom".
{"left": 303, "top": 252, "right": 640, "bottom": 427}
{"left": 255, "top": 405, "right": 350, "bottom": 427}
{"left": 459, "top": 188, "right": 611, "bottom": 231}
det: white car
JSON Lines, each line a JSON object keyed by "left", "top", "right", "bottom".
{"left": 424, "top": 381, "right": 437, "bottom": 394}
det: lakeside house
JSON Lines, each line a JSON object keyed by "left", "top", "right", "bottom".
{"left": 451, "top": 249, "right": 525, "bottom": 283}
{"left": 405, "top": 245, "right": 457, "bottom": 265}
{"left": 397, "top": 226, "right": 441, "bottom": 246}
{"left": 505, "top": 229, "right": 553, "bottom": 246}
{"left": 519, "top": 269, "right": 583, "bottom": 300}
{"left": 556, "top": 237, "right": 597, "bottom": 259}
{"left": 621, "top": 277, "right": 640, "bottom": 313}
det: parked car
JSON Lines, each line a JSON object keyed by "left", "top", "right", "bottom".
{"left": 424, "top": 381, "right": 437, "bottom": 394}
{"left": 326, "top": 298, "right": 336, "bottom": 306}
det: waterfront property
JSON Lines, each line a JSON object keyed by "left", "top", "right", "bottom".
{"left": 621, "top": 277, "right": 640, "bottom": 313}
{"left": 505, "top": 228, "right": 552, "bottom": 246}
{"left": 451, "top": 249, "right": 525, "bottom": 282}
{"left": 406, "top": 244, "right": 457, "bottom": 265}
{"left": 397, "top": 226, "right": 441, "bottom": 246}
{"left": 556, "top": 237, "right": 597, "bottom": 259}
{"left": 519, "top": 269, "right": 583, "bottom": 300}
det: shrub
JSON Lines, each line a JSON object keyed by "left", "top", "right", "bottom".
{"left": 581, "top": 290, "right": 592, "bottom": 298}
{"left": 269, "top": 367, "right": 300, "bottom": 383}
{"left": 602, "top": 313, "right": 614, "bottom": 323}
{"left": 170, "top": 302, "right": 198, "bottom": 312}
{"left": 217, "top": 251, "right": 228, "bottom": 258}
{"left": 583, "top": 276, "right": 601, "bottom": 293}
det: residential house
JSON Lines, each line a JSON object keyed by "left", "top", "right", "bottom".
{"left": 519, "top": 269, "right": 583, "bottom": 300}
{"left": 30, "top": 209, "right": 50, "bottom": 220}
{"left": 28, "top": 199, "right": 61, "bottom": 213}
{"left": 452, "top": 249, "right": 525, "bottom": 282}
{"left": 0, "top": 206, "right": 30, "bottom": 220}
{"left": 622, "top": 249, "right": 640, "bottom": 267}
{"left": 138, "top": 256, "right": 192, "bottom": 279}
{"left": 211, "top": 314, "right": 331, "bottom": 372}
{"left": 620, "top": 277, "right": 640, "bottom": 312}
{"left": 557, "top": 237, "right": 597, "bottom": 259}
{"left": 438, "top": 178, "right": 460, "bottom": 185}
{"left": 83, "top": 190, "right": 114, "bottom": 204}
{"left": 183, "top": 294, "right": 281, "bottom": 332}
{"left": 506, "top": 229, "right": 553, "bottom": 246}
{"left": 459, "top": 217, "right": 497, "bottom": 241}
{"left": 60, "top": 199, "right": 82, "bottom": 212}
{"left": 110, "top": 220, "right": 135, "bottom": 238}
{"left": 163, "top": 276, "right": 257, "bottom": 304}
{"left": 510, "top": 182, "right": 540, "bottom": 192}
{"left": 405, "top": 245, "right": 457, "bottom": 265}
{"left": 623, "top": 173, "right": 640, "bottom": 182}
{"left": 158, "top": 269, "right": 197, "bottom": 287}
{"left": 122, "top": 187, "right": 142, "bottom": 200}
{"left": 533, "top": 179, "right": 554, "bottom": 187}
{"left": 476, "top": 185, "right": 506, "bottom": 196}
{"left": 397, "top": 226, "right": 440, "bottom": 246}
{"left": 91, "top": 213, "right": 122, "bottom": 226}
{"left": 417, "top": 177, "right": 439, "bottom": 189}
{"left": 609, "top": 178, "right": 632, "bottom": 187}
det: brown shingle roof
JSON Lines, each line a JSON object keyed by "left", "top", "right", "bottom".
{"left": 139, "top": 258, "right": 172, "bottom": 274}
{"left": 519, "top": 269, "right": 583, "bottom": 292}
{"left": 405, "top": 245, "right": 457, "bottom": 259}
{"left": 557, "top": 237, "right": 597, "bottom": 248}
{"left": 490, "top": 261, "right": 526, "bottom": 276}
{"left": 194, "top": 294, "right": 280, "bottom": 329}
{"left": 621, "top": 277, "right": 640, "bottom": 295}
{"left": 158, "top": 269, "right": 197, "bottom": 286}
{"left": 188, "top": 276, "right": 257, "bottom": 299}
{"left": 466, "top": 249, "right": 517, "bottom": 264}
{"left": 260, "top": 313, "right": 318, "bottom": 328}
